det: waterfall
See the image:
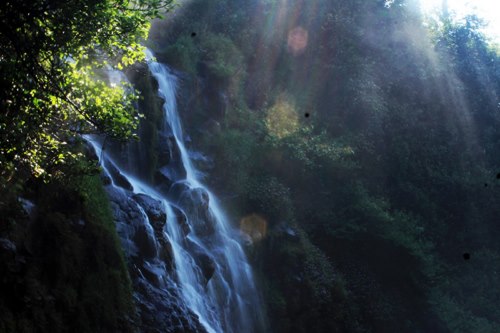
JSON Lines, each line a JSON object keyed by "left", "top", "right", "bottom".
{"left": 85, "top": 51, "right": 265, "bottom": 333}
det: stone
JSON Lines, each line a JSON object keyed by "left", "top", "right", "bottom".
{"left": 0, "top": 238, "right": 16, "bottom": 253}
{"left": 154, "top": 168, "right": 173, "bottom": 190}
{"left": 103, "top": 157, "right": 133, "bottom": 191}
{"left": 171, "top": 205, "right": 191, "bottom": 237}
{"left": 133, "top": 225, "right": 158, "bottom": 260}
{"left": 133, "top": 193, "right": 167, "bottom": 225}
{"left": 178, "top": 187, "right": 214, "bottom": 237}
{"left": 132, "top": 278, "right": 207, "bottom": 333}
{"left": 187, "top": 239, "right": 216, "bottom": 284}
{"left": 159, "top": 241, "right": 174, "bottom": 269}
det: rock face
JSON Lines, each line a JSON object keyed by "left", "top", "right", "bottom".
{"left": 105, "top": 183, "right": 206, "bottom": 332}
{"left": 171, "top": 205, "right": 191, "bottom": 237}
{"left": 104, "top": 158, "right": 134, "bottom": 191}
{"left": 133, "top": 194, "right": 167, "bottom": 223}
{"left": 187, "top": 239, "right": 216, "bottom": 284}
{"left": 88, "top": 66, "right": 209, "bottom": 333}
{"left": 171, "top": 184, "right": 215, "bottom": 237}
{"left": 134, "top": 279, "right": 206, "bottom": 333}
{"left": 90, "top": 58, "right": 266, "bottom": 333}
{"left": 133, "top": 193, "right": 172, "bottom": 267}
{"left": 0, "top": 238, "right": 16, "bottom": 254}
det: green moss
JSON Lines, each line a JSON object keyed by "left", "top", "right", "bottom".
{"left": 75, "top": 174, "right": 134, "bottom": 331}
{"left": 158, "top": 36, "right": 200, "bottom": 75}
{"left": 0, "top": 172, "right": 134, "bottom": 333}
{"left": 255, "top": 225, "right": 355, "bottom": 333}
{"left": 199, "top": 33, "right": 244, "bottom": 81}
{"left": 128, "top": 65, "right": 164, "bottom": 182}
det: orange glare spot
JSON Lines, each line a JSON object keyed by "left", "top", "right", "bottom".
{"left": 240, "top": 214, "right": 267, "bottom": 243}
{"left": 287, "top": 27, "right": 308, "bottom": 55}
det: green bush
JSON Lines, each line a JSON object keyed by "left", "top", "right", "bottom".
{"left": 199, "top": 33, "right": 244, "bottom": 81}
{"left": 158, "top": 36, "right": 200, "bottom": 74}
{"left": 0, "top": 171, "right": 134, "bottom": 333}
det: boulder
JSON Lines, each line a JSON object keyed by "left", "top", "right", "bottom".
{"left": 187, "top": 239, "right": 216, "bottom": 284}
{"left": 197, "top": 252, "right": 216, "bottom": 284}
{"left": 133, "top": 225, "right": 158, "bottom": 260}
{"left": 132, "top": 193, "right": 176, "bottom": 269}
{"left": 0, "top": 238, "right": 16, "bottom": 254}
{"left": 132, "top": 193, "right": 166, "bottom": 225}
{"left": 132, "top": 278, "right": 208, "bottom": 333}
{"left": 100, "top": 173, "right": 112, "bottom": 186}
{"left": 140, "top": 260, "right": 166, "bottom": 288}
{"left": 175, "top": 186, "right": 214, "bottom": 237}
{"left": 171, "top": 205, "right": 191, "bottom": 237}
{"left": 153, "top": 167, "right": 173, "bottom": 190}
{"left": 103, "top": 158, "right": 133, "bottom": 191}
{"left": 159, "top": 240, "right": 174, "bottom": 269}
{"left": 106, "top": 187, "right": 160, "bottom": 261}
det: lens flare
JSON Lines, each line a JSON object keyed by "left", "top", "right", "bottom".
{"left": 287, "top": 26, "right": 309, "bottom": 55}
{"left": 240, "top": 214, "right": 268, "bottom": 243}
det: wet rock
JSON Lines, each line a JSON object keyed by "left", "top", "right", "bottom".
{"left": 158, "top": 164, "right": 185, "bottom": 187}
{"left": 18, "top": 197, "right": 36, "bottom": 220}
{"left": 198, "top": 189, "right": 210, "bottom": 210}
{"left": 103, "top": 157, "right": 133, "bottom": 191}
{"left": 168, "top": 181, "right": 190, "bottom": 201}
{"left": 157, "top": 134, "right": 172, "bottom": 167}
{"left": 187, "top": 239, "right": 216, "bottom": 284}
{"left": 175, "top": 185, "right": 210, "bottom": 216}
{"left": 198, "top": 252, "right": 216, "bottom": 284}
{"left": 106, "top": 187, "right": 144, "bottom": 228}
{"left": 156, "top": 133, "right": 187, "bottom": 182}
{"left": 95, "top": 128, "right": 210, "bottom": 332}
{"left": 133, "top": 194, "right": 166, "bottom": 224}
{"left": 100, "top": 173, "right": 112, "bottom": 186}
{"left": 131, "top": 193, "right": 176, "bottom": 270}
{"left": 133, "top": 225, "right": 158, "bottom": 260}
{"left": 140, "top": 260, "right": 166, "bottom": 288}
{"left": 83, "top": 141, "right": 99, "bottom": 160}
{"left": 160, "top": 241, "right": 174, "bottom": 268}
{"left": 0, "top": 238, "right": 16, "bottom": 254}
{"left": 106, "top": 187, "right": 157, "bottom": 260}
{"left": 133, "top": 278, "right": 207, "bottom": 333}
{"left": 174, "top": 186, "right": 214, "bottom": 237}
{"left": 154, "top": 167, "right": 173, "bottom": 190}
{"left": 171, "top": 205, "right": 191, "bottom": 237}
{"left": 190, "top": 151, "right": 214, "bottom": 174}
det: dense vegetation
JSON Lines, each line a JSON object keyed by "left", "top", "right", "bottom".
{"left": 0, "top": 0, "right": 174, "bottom": 186}
{"left": 0, "top": 173, "right": 134, "bottom": 332}
{"left": 1, "top": 0, "right": 500, "bottom": 332}
{"left": 150, "top": 0, "right": 500, "bottom": 331}
{"left": 0, "top": 0, "right": 173, "bottom": 331}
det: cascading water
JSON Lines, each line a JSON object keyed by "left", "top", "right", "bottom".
{"left": 85, "top": 51, "right": 265, "bottom": 333}
{"left": 146, "top": 49, "right": 264, "bottom": 333}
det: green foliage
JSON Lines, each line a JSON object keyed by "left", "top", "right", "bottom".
{"left": 267, "top": 126, "right": 355, "bottom": 172}
{"left": 151, "top": 0, "right": 500, "bottom": 331}
{"left": 0, "top": 170, "right": 134, "bottom": 333}
{"left": 245, "top": 176, "right": 295, "bottom": 222}
{"left": 430, "top": 249, "right": 500, "bottom": 332}
{"left": 257, "top": 225, "right": 354, "bottom": 333}
{"left": 158, "top": 36, "right": 200, "bottom": 74}
{"left": 264, "top": 94, "right": 300, "bottom": 139}
{"left": 0, "top": 0, "right": 175, "bottom": 185}
{"left": 126, "top": 65, "right": 165, "bottom": 182}
{"left": 199, "top": 33, "right": 244, "bottom": 81}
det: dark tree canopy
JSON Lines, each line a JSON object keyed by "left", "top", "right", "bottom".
{"left": 0, "top": 0, "right": 174, "bottom": 184}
